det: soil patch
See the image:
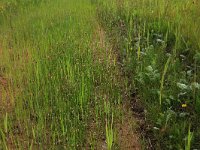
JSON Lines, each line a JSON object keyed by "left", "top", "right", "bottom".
{"left": 87, "top": 23, "right": 142, "bottom": 149}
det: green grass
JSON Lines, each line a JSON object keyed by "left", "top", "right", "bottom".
{"left": 0, "top": 0, "right": 91, "bottom": 148}
{"left": 0, "top": 0, "right": 133, "bottom": 149}
{"left": 95, "top": 0, "right": 200, "bottom": 149}
{"left": 0, "top": 0, "right": 124, "bottom": 149}
{"left": 1, "top": 0, "right": 200, "bottom": 149}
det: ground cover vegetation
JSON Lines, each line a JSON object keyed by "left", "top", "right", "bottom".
{"left": 0, "top": 0, "right": 200, "bottom": 149}
{"left": 95, "top": 0, "right": 200, "bottom": 149}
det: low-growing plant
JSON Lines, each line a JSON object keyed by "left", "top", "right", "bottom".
{"left": 95, "top": 0, "right": 200, "bottom": 149}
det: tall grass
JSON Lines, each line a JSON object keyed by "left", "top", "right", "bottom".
{"left": 2, "top": 0, "right": 199, "bottom": 149}
{"left": 0, "top": 0, "right": 128, "bottom": 149}
{"left": 95, "top": 0, "right": 200, "bottom": 149}
{"left": 0, "top": 0, "right": 105, "bottom": 149}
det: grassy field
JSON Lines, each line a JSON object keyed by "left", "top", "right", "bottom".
{"left": 0, "top": 0, "right": 200, "bottom": 149}
{"left": 0, "top": 0, "right": 139, "bottom": 149}
{"left": 96, "top": 0, "right": 200, "bottom": 149}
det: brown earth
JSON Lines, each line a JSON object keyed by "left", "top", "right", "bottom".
{"left": 0, "top": 45, "right": 14, "bottom": 116}
{"left": 86, "top": 23, "right": 142, "bottom": 150}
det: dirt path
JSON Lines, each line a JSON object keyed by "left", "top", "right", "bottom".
{"left": 89, "top": 24, "right": 142, "bottom": 149}
{"left": 0, "top": 44, "right": 14, "bottom": 117}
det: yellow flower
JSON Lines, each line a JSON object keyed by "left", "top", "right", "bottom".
{"left": 182, "top": 104, "right": 187, "bottom": 108}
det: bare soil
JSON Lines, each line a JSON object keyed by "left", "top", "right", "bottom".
{"left": 87, "top": 23, "right": 142, "bottom": 149}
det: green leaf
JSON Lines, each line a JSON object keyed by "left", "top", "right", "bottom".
{"left": 177, "top": 83, "right": 188, "bottom": 90}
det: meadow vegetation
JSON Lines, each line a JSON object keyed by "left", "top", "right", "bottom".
{"left": 0, "top": 0, "right": 122, "bottom": 149}
{"left": 0, "top": 0, "right": 200, "bottom": 149}
{"left": 95, "top": 0, "right": 200, "bottom": 149}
